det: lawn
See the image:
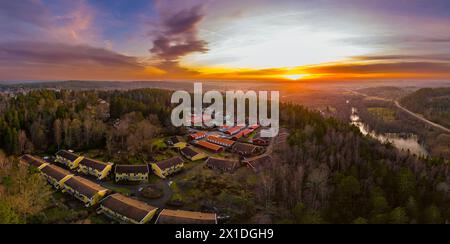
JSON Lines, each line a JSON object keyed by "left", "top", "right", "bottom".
{"left": 367, "top": 107, "right": 396, "bottom": 122}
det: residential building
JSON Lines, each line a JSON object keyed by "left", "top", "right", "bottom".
{"left": 114, "top": 165, "right": 150, "bottom": 182}
{"left": 156, "top": 209, "right": 217, "bottom": 224}
{"left": 232, "top": 129, "right": 253, "bottom": 140}
{"left": 19, "top": 154, "right": 48, "bottom": 170}
{"left": 40, "top": 164, "right": 74, "bottom": 189}
{"left": 205, "top": 157, "right": 239, "bottom": 172}
{"left": 61, "top": 176, "right": 109, "bottom": 207}
{"left": 252, "top": 133, "right": 271, "bottom": 146}
{"left": 194, "top": 140, "right": 224, "bottom": 153}
{"left": 166, "top": 136, "right": 187, "bottom": 149}
{"left": 207, "top": 135, "right": 235, "bottom": 148}
{"left": 55, "top": 150, "right": 84, "bottom": 169}
{"left": 188, "top": 132, "right": 207, "bottom": 141}
{"left": 99, "top": 193, "right": 158, "bottom": 224}
{"left": 232, "top": 142, "right": 261, "bottom": 156}
{"left": 224, "top": 126, "right": 244, "bottom": 135}
{"left": 180, "top": 146, "right": 208, "bottom": 161}
{"left": 78, "top": 157, "right": 113, "bottom": 180}
{"left": 151, "top": 157, "right": 184, "bottom": 179}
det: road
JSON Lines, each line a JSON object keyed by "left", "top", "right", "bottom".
{"left": 348, "top": 89, "right": 450, "bottom": 134}
{"left": 394, "top": 101, "right": 450, "bottom": 133}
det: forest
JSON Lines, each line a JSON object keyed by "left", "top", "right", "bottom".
{"left": 0, "top": 89, "right": 449, "bottom": 224}
{"left": 401, "top": 88, "right": 450, "bottom": 128}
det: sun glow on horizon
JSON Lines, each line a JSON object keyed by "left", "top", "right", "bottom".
{"left": 284, "top": 74, "right": 308, "bottom": 80}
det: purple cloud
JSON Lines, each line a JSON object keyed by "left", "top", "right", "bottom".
{"left": 0, "top": 41, "right": 142, "bottom": 68}
{"left": 149, "top": 4, "right": 208, "bottom": 73}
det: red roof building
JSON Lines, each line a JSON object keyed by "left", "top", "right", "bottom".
{"left": 195, "top": 141, "right": 224, "bottom": 153}
{"left": 232, "top": 129, "right": 253, "bottom": 140}
{"left": 188, "top": 132, "right": 207, "bottom": 141}
{"left": 224, "top": 126, "right": 244, "bottom": 135}
{"left": 207, "top": 135, "right": 235, "bottom": 147}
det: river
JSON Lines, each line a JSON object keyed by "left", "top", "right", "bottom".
{"left": 350, "top": 108, "right": 429, "bottom": 157}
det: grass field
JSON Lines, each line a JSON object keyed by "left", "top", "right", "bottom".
{"left": 367, "top": 107, "right": 396, "bottom": 122}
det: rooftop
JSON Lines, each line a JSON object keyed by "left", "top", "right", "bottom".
{"left": 195, "top": 140, "right": 223, "bottom": 152}
{"left": 56, "top": 150, "right": 80, "bottom": 161}
{"left": 20, "top": 154, "right": 47, "bottom": 168}
{"left": 155, "top": 157, "right": 184, "bottom": 170}
{"left": 41, "top": 164, "right": 73, "bottom": 182}
{"left": 157, "top": 209, "right": 217, "bottom": 224}
{"left": 207, "top": 135, "right": 235, "bottom": 147}
{"left": 79, "top": 157, "right": 112, "bottom": 171}
{"left": 101, "top": 193, "right": 157, "bottom": 223}
{"left": 63, "top": 176, "right": 108, "bottom": 198}
{"left": 115, "top": 165, "right": 149, "bottom": 174}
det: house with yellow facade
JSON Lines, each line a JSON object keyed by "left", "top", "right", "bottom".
{"left": 166, "top": 136, "right": 187, "bottom": 149}
{"left": 19, "top": 154, "right": 49, "bottom": 170}
{"left": 40, "top": 164, "right": 74, "bottom": 189}
{"left": 151, "top": 156, "right": 184, "bottom": 179}
{"left": 99, "top": 193, "right": 158, "bottom": 224}
{"left": 77, "top": 157, "right": 113, "bottom": 180}
{"left": 61, "top": 176, "right": 109, "bottom": 207}
{"left": 55, "top": 150, "right": 84, "bottom": 169}
{"left": 180, "top": 146, "right": 208, "bottom": 161}
{"left": 114, "top": 165, "right": 150, "bottom": 182}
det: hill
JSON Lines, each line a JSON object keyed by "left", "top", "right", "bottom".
{"left": 401, "top": 88, "right": 450, "bottom": 128}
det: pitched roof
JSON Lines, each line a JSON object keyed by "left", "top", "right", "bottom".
{"left": 232, "top": 129, "right": 253, "bottom": 140}
{"left": 189, "top": 132, "right": 206, "bottom": 139}
{"left": 101, "top": 193, "right": 157, "bottom": 223}
{"left": 181, "top": 146, "right": 202, "bottom": 158}
{"left": 79, "top": 157, "right": 112, "bottom": 171}
{"left": 168, "top": 136, "right": 184, "bottom": 144}
{"left": 63, "top": 176, "right": 108, "bottom": 199}
{"left": 157, "top": 209, "right": 217, "bottom": 224}
{"left": 245, "top": 155, "right": 273, "bottom": 173}
{"left": 233, "top": 142, "right": 258, "bottom": 155}
{"left": 20, "top": 154, "right": 47, "bottom": 168}
{"left": 225, "top": 126, "right": 244, "bottom": 135}
{"left": 207, "top": 135, "right": 235, "bottom": 147}
{"left": 56, "top": 150, "right": 80, "bottom": 161}
{"left": 41, "top": 164, "right": 72, "bottom": 181}
{"left": 206, "top": 157, "right": 239, "bottom": 170}
{"left": 115, "top": 165, "right": 149, "bottom": 174}
{"left": 195, "top": 140, "right": 223, "bottom": 152}
{"left": 155, "top": 157, "right": 184, "bottom": 170}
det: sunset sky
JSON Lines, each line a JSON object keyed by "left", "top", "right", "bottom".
{"left": 1, "top": 0, "right": 450, "bottom": 82}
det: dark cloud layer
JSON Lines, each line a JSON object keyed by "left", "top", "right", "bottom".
{"left": 149, "top": 5, "right": 208, "bottom": 73}
{"left": 0, "top": 41, "right": 143, "bottom": 69}
{"left": 306, "top": 61, "right": 450, "bottom": 75}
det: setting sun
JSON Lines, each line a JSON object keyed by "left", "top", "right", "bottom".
{"left": 284, "top": 74, "right": 308, "bottom": 80}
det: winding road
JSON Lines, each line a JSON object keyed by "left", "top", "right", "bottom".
{"left": 348, "top": 89, "right": 450, "bottom": 134}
